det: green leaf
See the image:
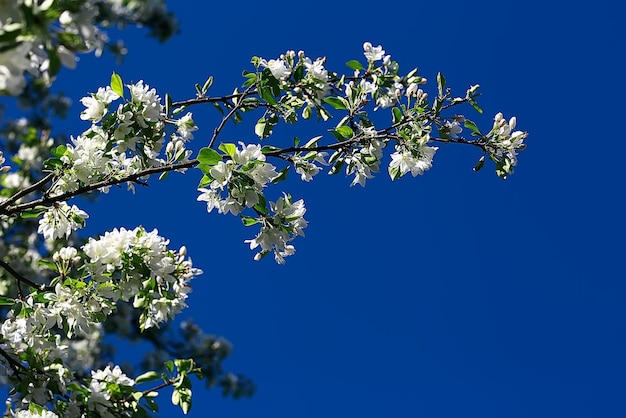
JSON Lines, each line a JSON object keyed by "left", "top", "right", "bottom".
{"left": 469, "top": 99, "right": 483, "bottom": 114}
{"left": 258, "top": 84, "right": 277, "bottom": 105}
{"left": 473, "top": 155, "right": 486, "bottom": 172}
{"left": 323, "top": 97, "right": 347, "bottom": 111}
{"left": 165, "top": 93, "right": 172, "bottom": 116}
{"left": 328, "top": 159, "right": 344, "bottom": 175}
{"left": 432, "top": 98, "right": 442, "bottom": 116}
{"left": 20, "top": 206, "right": 48, "bottom": 219}
{"left": 242, "top": 71, "right": 257, "bottom": 87}
{"left": 346, "top": 60, "right": 365, "bottom": 71}
{"left": 333, "top": 126, "right": 354, "bottom": 139}
{"left": 38, "top": 260, "right": 58, "bottom": 272}
{"left": 218, "top": 143, "right": 237, "bottom": 159}
{"left": 44, "top": 157, "right": 63, "bottom": 170}
{"left": 145, "top": 398, "right": 159, "bottom": 413}
{"left": 302, "top": 105, "right": 312, "bottom": 119}
{"left": 392, "top": 107, "right": 403, "bottom": 124}
{"left": 52, "top": 144, "right": 67, "bottom": 157}
{"left": 254, "top": 118, "right": 267, "bottom": 138}
{"left": 135, "top": 371, "right": 162, "bottom": 385}
{"left": 253, "top": 194, "right": 268, "bottom": 215}
{"left": 241, "top": 216, "right": 260, "bottom": 227}
{"left": 197, "top": 174, "right": 212, "bottom": 188}
{"left": 388, "top": 164, "right": 402, "bottom": 180}
{"left": 271, "top": 167, "right": 289, "bottom": 184}
{"left": 437, "top": 72, "right": 446, "bottom": 98}
{"left": 211, "top": 101, "right": 224, "bottom": 115}
{"left": 464, "top": 120, "right": 482, "bottom": 136}
{"left": 303, "top": 135, "right": 322, "bottom": 148}
{"left": 110, "top": 72, "right": 124, "bottom": 98}
{"left": 0, "top": 296, "right": 15, "bottom": 306}
{"left": 197, "top": 148, "right": 221, "bottom": 165}
{"left": 202, "top": 76, "right": 213, "bottom": 94}
{"left": 47, "top": 48, "right": 61, "bottom": 77}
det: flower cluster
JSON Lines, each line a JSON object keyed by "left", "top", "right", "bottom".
{"left": 389, "top": 143, "right": 438, "bottom": 178}
{"left": 82, "top": 226, "right": 201, "bottom": 330}
{"left": 37, "top": 202, "right": 89, "bottom": 241}
{"left": 485, "top": 112, "right": 528, "bottom": 178}
{"left": 244, "top": 194, "right": 308, "bottom": 264}
{"left": 257, "top": 49, "right": 332, "bottom": 110}
{"left": 87, "top": 365, "right": 135, "bottom": 417}
{"left": 389, "top": 114, "right": 438, "bottom": 180}
{"left": 344, "top": 127, "right": 386, "bottom": 187}
{"left": 197, "top": 142, "right": 278, "bottom": 215}
{"left": 51, "top": 77, "right": 196, "bottom": 196}
{"left": 344, "top": 42, "right": 426, "bottom": 111}
{"left": 0, "top": 30, "right": 530, "bottom": 417}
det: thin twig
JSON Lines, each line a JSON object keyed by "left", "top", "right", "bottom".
{"left": 0, "top": 259, "right": 43, "bottom": 291}
{"left": 0, "top": 346, "right": 27, "bottom": 378}
{"left": 208, "top": 85, "right": 255, "bottom": 148}
{"left": 171, "top": 90, "right": 255, "bottom": 108}
{"left": 0, "top": 173, "right": 55, "bottom": 211}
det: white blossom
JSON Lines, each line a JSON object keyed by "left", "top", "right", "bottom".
{"left": 80, "top": 86, "right": 120, "bottom": 122}
{"left": 389, "top": 144, "right": 438, "bottom": 178}
{"left": 363, "top": 42, "right": 385, "bottom": 62}
{"left": 262, "top": 58, "right": 291, "bottom": 80}
{"left": 37, "top": 202, "right": 89, "bottom": 241}
{"left": 91, "top": 365, "right": 135, "bottom": 386}
{"left": 12, "top": 409, "right": 59, "bottom": 418}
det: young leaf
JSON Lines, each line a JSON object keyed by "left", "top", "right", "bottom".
{"left": 333, "top": 126, "right": 353, "bottom": 139}
{"left": 392, "top": 107, "right": 403, "bottom": 124}
{"left": 241, "top": 216, "right": 260, "bottom": 226}
{"left": 469, "top": 99, "right": 483, "bottom": 114}
{"left": 20, "top": 206, "right": 48, "bottom": 219}
{"left": 271, "top": 167, "right": 289, "bottom": 184}
{"left": 437, "top": 72, "right": 446, "bottom": 98}
{"left": 110, "top": 72, "right": 124, "bottom": 98}
{"left": 202, "top": 76, "right": 213, "bottom": 94}
{"left": 464, "top": 120, "right": 482, "bottom": 136}
{"left": 165, "top": 93, "right": 172, "bottom": 116}
{"left": 218, "top": 143, "right": 237, "bottom": 159}
{"left": 473, "top": 155, "right": 486, "bottom": 172}
{"left": 346, "top": 60, "right": 365, "bottom": 71}
{"left": 0, "top": 296, "right": 15, "bottom": 306}
{"left": 259, "top": 84, "right": 277, "bottom": 105}
{"left": 254, "top": 118, "right": 267, "bottom": 138}
{"left": 135, "top": 371, "right": 162, "bottom": 385}
{"left": 197, "top": 148, "right": 221, "bottom": 165}
{"left": 323, "top": 97, "right": 348, "bottom": 111}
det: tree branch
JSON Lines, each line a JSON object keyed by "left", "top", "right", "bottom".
{"left": 0, "top": 173, "right": 55, "bottom": 211}
{"left": 0, "top": 259, "right": 44, "bottom": 292}
{"left": 171, "top": 90, "right": 256, "bottom": 109}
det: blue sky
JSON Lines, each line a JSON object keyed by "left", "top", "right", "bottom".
{"left": 43, "top": 0, "right": 626, "bottom": 417}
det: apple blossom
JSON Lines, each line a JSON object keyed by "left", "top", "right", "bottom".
{"left": 0, "top": 7, "right": 529, "bottom": 414}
